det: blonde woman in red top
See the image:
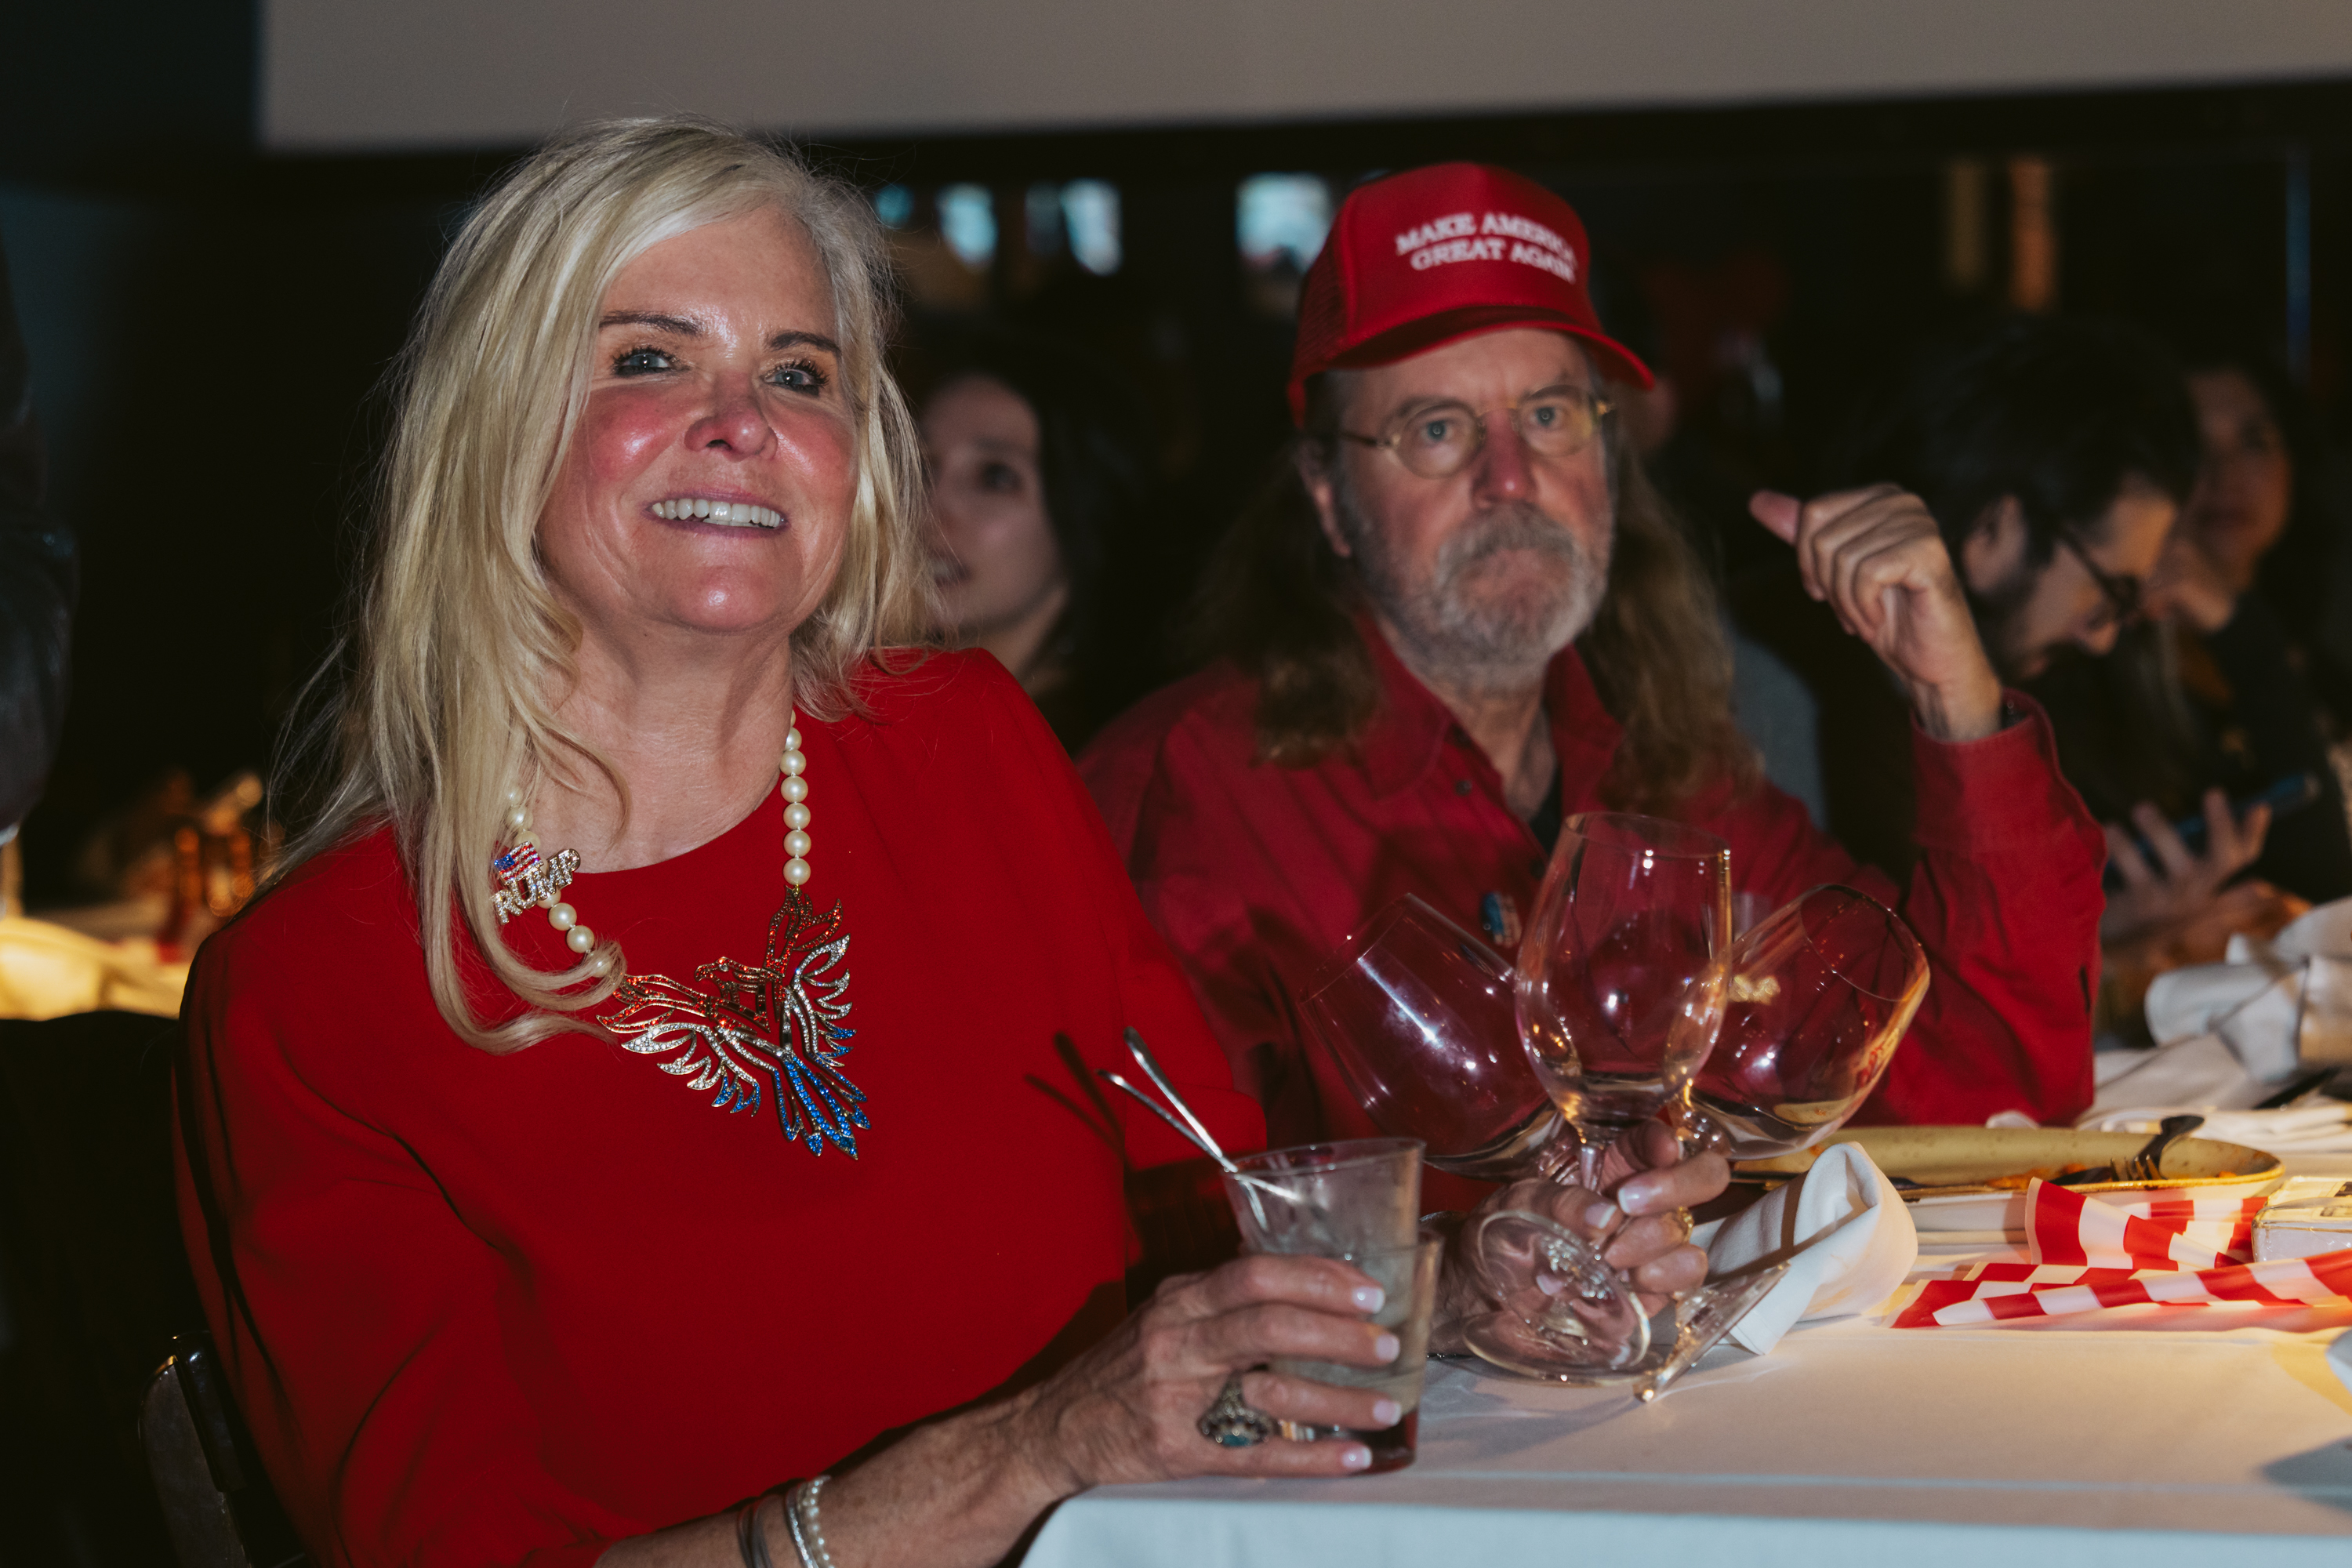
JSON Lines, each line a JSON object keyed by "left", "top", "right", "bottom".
{"left": 175, "top": 120, "right": 1722, "bottom": 1568}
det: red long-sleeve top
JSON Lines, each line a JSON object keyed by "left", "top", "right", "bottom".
{"left": 175, "top": 652, "right": 1260, "bottom": 1568}
{"left": 1080, "top": 630, "right": 2103, "bottom": 1209}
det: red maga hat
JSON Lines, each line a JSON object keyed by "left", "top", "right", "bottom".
{"left": 1287, "top": 162, "right": 1653, "bottom": 424}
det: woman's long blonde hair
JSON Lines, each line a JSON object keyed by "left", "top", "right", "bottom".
{"left": 278, "top": 118, "right": 931, "bottom": 1053}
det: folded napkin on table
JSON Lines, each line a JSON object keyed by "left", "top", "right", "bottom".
{"left": 1895, "top": 1178, "right": 2352, "bottom": 1327}
{"left": 1693, "top": 1142, "right": 1917, "bottom": 1355}
{"left": 2142, "top": 896, "right": 2352, "bottom": 1081}
{"left": 2078, "top": 1029, "right": 2352, "bottom": 1149}
{"left": 2082, "top": 1101, "right": 2352, "bottom": 1152}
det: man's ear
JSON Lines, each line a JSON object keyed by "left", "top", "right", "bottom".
{"left": 1958, "top": 495, "right": 2027, "bottom": 594}
{"left": 1299, "top": 445, "right": 1352, "bottom": 559}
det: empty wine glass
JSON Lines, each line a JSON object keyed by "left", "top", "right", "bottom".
{"left": 1301, "top": 895, "right": 1565, "bottom": 1182}
{"left": 1685, "top": 883, "right": 1930, "bottom": 1160}
{"left": 1516, "top": 813, "right": 1734, "bottom": 1185}
{"left": 1465, "top": 812, "right": 1739, "bottom": 1385}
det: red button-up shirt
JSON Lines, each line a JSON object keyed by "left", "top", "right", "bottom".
{"left": 1082, "top": 629, "right": 2103, "bottom": 1207}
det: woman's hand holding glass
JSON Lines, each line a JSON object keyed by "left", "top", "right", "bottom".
{"left": 1016, "top": 1253, "right": 1409, "bottom": 1485}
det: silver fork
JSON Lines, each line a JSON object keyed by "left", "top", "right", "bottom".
{"left": 2118, "top": 1114, "right": 2204, "bottom": 1182}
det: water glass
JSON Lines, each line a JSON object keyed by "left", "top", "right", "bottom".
{"left": 1267, "top": 1229, "right": 1443, "bottom": 1472}
{"left": 1219, "top": 1136, "right": 1424, "bottom": 1257}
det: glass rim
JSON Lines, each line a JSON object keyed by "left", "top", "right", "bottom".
{"left": 1559, "top": 811, "right": 1731, "bottom": 863}
{"left": 1301, "top": 891, "right": 1507, "bottom": 1004}
{"left": 1228, "top": 1134, "right": 1425, "bottom": 1177}
{"left": 1788, "top": 882, "right": 1926, "bottom": 1003}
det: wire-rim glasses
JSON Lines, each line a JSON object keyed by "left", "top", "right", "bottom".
{"left": 1340, "top": 383, "right": 1615, "bottom": 480}
{"left": 2058, "top": 525, "right": 2143, "bottom": 633}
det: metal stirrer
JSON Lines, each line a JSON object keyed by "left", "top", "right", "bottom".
{"left": 1098, "top": 1028, "right": 1281, "bottom": 1231}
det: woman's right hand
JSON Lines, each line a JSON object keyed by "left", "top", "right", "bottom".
{"left": 1014, "top": 1254, "right": 1403, "bottom": 1490}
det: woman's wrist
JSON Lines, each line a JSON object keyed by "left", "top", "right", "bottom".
{"left": 798, "top": 1385, "right": 1073, "bottom": 1568}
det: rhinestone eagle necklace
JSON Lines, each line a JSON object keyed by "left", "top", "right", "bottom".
{"left": 489, "top": 714, "right": 868, "bottom": 1157}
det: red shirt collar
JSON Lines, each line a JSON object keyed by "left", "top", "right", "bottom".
{"left": 1353, "top": 615, "right": 1625, "bottom": 800}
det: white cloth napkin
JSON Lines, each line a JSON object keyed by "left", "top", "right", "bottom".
{"left": 1694, "top": 1143, "right": 1917, "bottom": 1356}
{"left": 2145, "top": 964, "right": 2278, "bottom": 1045}
{"left": 2080, "top": 1102, "right": 2352, "bottom": 1152}
{"left": 2144, "top": 895, "right": 2352, "bottom": 1062}
{"left": 2079, "top": 1030, "right": 2352, "bottom": 1151}
{"left": 2089, "top": 1033, "right": 2274, "bottom": 1116}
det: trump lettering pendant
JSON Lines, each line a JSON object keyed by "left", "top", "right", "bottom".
{"left": 601, "top": 887, "right": 867, "bottom": 1157}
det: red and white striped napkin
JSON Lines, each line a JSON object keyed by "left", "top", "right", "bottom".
{"left": 1893, "top": 1179, "right": 2352, "bottom": 1327}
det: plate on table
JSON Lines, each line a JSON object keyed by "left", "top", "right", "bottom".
{"left": 1735, "top": 1125, "right": 2286, "bottom": 1233}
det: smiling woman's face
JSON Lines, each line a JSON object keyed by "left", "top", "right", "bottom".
{"left": 537, "top": 205, "right": 857, "bottom": 649}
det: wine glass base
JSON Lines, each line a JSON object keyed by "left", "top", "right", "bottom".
{"left": 1465, "top": 1258, "right": 1794, "bottom": 1398}
{"left": 1462, "top": 1309, "right": 1663, "bottom": 1385}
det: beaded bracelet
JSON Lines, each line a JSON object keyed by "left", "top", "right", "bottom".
{"left": 787, "top": 1475, "right": 838, "bottom": 1568}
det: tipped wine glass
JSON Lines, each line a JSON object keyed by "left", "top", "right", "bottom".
{"left": 1301, "top": 895, "right": 1565, "bottom": 1183}
{"left": 1683, "top": 883, "right": 1930, "bottom": 1160}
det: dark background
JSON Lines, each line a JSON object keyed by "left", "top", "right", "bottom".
{"left": 5, "top": 0, "right": 2350, "bottom": 908}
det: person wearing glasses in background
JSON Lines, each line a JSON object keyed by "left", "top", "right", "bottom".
{"left": 1083, "top": 165, "right": 2107, "bottom": 1202}
{"left": 1737, "top": 314, "right": 2264, "bottom": 1034}
{"left": 2019, "top": 332, "right": 2352, "bottom": 1029}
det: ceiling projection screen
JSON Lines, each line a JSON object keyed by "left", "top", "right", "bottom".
{"left": 263, "top": 0, "right": 2352, "bottom": 152}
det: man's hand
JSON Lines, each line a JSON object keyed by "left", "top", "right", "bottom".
{"left": 1751, "top": 486, "right": 2005, "bottom": 742}
{"left": 1428, "top": 1121, "right": 1728, "bottom": 1353}
{"left": 2101, "top": 788, "right": 2271, "bottom": 946}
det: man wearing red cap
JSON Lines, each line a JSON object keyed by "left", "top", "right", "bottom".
{"left": 1081, "top": 165, "right": 2104, "bottom": 1174}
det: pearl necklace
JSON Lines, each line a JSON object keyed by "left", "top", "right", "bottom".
{"left": 488, "top": 712, "right": 866, "bottom": 1156}
{"left": 490, "top": 715, "right": 815, "bottom": 975}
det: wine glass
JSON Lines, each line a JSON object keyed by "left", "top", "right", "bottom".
{"left": 1515, "top": 813, "right": 1734, "bottom": 1185}
{"left": 1685, "top": 884, "right": 1930, "bottom": 1160}
{"left": 1300, "top": 895, "right": 1565, "bottom": 1182}
{"left": 1465, "top": 811, "right": 1738, "bottom": 1385}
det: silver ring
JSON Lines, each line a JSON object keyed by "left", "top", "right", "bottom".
{"left": 1196, "top": 1373, "right": 1277, "bottom": 1447}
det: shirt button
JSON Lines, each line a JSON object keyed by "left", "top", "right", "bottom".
{"left": 1455, "top": 779, "right": 1474, "bottom": 796}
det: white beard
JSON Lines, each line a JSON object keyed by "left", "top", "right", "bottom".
{"left": 1339, "top": 484, "right": 1612, "bottom": 692}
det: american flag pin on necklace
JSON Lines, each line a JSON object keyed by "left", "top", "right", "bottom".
{"left": 492, "top": 840, "right": 582, "bottom": 923}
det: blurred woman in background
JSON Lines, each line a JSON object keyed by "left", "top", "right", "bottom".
{"left": 2034, "top": 338, "right": 2352, "bottom": 1027}
{"left": 920, "top": 328, "right": 1161, "bottom": 751}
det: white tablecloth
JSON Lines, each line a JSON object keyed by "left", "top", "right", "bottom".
{"left": 1029, "top": 1237, "right": 2352, "bottom": 1564}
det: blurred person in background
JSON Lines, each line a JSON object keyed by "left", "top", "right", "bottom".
{"left": 920, "top": 327, "right": 1161, "bottom": 751}
{"left": 2029, "top": 338, "right": 2352, "bottom": 1025}
{"left": 0, "top": 239, "right": 76, "bottom": 901}
{"left": 1085, "top": 164, "right": 2108, "bottom": 1180}
{"left": 1737, "top": 315, "right": 2203, "bottom": 879}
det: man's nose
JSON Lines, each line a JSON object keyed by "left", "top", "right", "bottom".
{"left": 1471, "top": 418, "right": 1534, "bottom": 502}
{"left": 683, "top": 378, "right": 775, "bottom": 456}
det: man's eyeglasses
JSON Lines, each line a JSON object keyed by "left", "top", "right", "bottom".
{"left": 1340, "top": 383, "right": 1614, "bottom": 480}
{"left": 2058, "top": 526, "right": 2144, "bottom": 632}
